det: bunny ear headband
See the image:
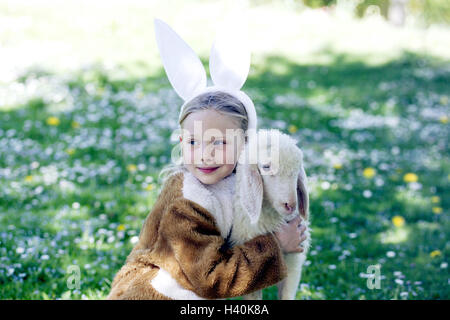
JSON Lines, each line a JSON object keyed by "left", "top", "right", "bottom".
{"left": 153, "top": 18, "right": 257, "bottom": 131}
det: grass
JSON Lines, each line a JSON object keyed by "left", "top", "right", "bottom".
{"left": 0, "top": 0, "right": 449, "bottom": 300}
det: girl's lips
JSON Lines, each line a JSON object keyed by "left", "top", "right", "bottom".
{"left": 197, "top": 166, "right": 219, "bottom": 174}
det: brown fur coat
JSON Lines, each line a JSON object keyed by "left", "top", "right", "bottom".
{"left": 107, "top": 172, "right": 287, "bottom": 300}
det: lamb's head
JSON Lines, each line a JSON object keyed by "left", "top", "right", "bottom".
{"left": 236, "top": 128, "right": 309, "bottom": 224}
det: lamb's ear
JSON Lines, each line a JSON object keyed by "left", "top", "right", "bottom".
{"left": 297, "top": 165, "right": 309, "bottom": 220}
{"left": 209, "top": 22, "right": 250, "bottom": 90}
{"left": 154, "top": 18, "right": 206, "bottom": 100}
{"left": 238, "top": 163, "right": 263, "bottom": 224}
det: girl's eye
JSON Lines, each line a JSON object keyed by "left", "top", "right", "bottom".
{"left": 213, "top": 140, "right": 225, "bottom": 146}
{"left": 262, "top": 164, "right": 271, "bottom": 171}
{"left": 189, "top": 140, "right": 199, "bottom": 146}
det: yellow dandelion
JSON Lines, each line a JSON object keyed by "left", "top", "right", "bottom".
{"left": 126, "top": 164, "right": 137, "bottom": 172}
{"left": 65, "top": 148, "right": 75, "bottom": 155}
{"left": 333, "top": 163, "right": 343, "bottom": 170}
{"left": 432, "top": 207, "right": 443, "bottom": 215}
{"left": 145, "top": 184, "right": 155, "bottom": 191}
{"left": 392, "top": 215, "right": 405, "bottom": 228}
{"left": 440, "top": 95, "right": 448, "bottom": 105}
{"left": 288, "top": 125, "right": 298, "bottom": 134}
{"left": 363, "top": 167, "right": 376, "bottom": 179}
{"left": 117, "top": 224, "right": 125, "bottom": 232}
{"left": 46, "top": 116, "right": 60, "bottom": 126}
{"left": 439, "top": 116, "right": 448, "bottom": 124}
{"left": 430, "top": 250, "right": 442, "bottom": 258}
{"left": 403, "top": 173, "right": 418, "bottom": 183}
{"left": 431, "top": 196, "right": 440, "bottom": 204}
{"left": 25, "top": 175, "right": 33, "bottom": 182}
{"left": 71, "top": 121, "right": 80, "bottom": 129}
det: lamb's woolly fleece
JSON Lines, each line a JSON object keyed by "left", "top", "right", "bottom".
{"left": 256, "top": 129, "right": 304, "bottom": 177}
{"left": 231, "top": 129, "right": 306, "bottom": 244}
{"left": 232, "top": 129, "right": 311, "bottom": 300}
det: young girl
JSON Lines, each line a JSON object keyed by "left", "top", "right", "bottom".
{"left": 107, "top": 91, "right": 307, "bottom": 300}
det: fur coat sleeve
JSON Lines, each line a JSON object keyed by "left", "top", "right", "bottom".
{"left": 107, "top": 172, "right": 287, "bottom": 300}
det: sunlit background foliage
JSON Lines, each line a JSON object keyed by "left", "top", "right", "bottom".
{"left": 0, "top": 0, "right": 448, "bottom": 299}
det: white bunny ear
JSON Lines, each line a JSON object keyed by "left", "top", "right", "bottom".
{"left": 154, "top": 18, "right": 207, "bottom": 101}
{"left": 209, "top": 21, "right": 250, "bottom": 90}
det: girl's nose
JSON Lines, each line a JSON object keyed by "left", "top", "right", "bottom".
{"left": 201, "top": 144, "right": 215, "bottom": 163}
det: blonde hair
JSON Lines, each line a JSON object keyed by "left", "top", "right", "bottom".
{"left": 158, "top": 91, "right": 249, "bottom": 184}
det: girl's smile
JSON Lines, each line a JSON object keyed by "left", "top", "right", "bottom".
{"left": 196, "top": 166, "right": 220, "bottom": 174}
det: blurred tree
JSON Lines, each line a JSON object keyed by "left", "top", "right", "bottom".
{"left": 355, "top": 0, "right": 390, "bottom": 19}
{"left": 249, "top": 0, "right": 449, "bottom": 25}
{"left": 302, "top": 0, "right": 336, "bottom": 8}
{"left": 409, "top": 0, "right": 450, "bottom": 25}
{"left": 355, "top": 0, "right": 449, "bottom": 25}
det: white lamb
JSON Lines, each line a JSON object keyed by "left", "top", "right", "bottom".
{"left": 152, "top": 129, "right": 310, "bottom": 300}
{"left": 231, "top": 128, "right": 311, "bottom": 300}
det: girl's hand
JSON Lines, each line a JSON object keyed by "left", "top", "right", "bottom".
{"left": 274, "top": 215, "right": 307, "bottom": 254}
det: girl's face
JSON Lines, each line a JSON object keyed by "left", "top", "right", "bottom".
{"left": 180, "top": 109, "right": 245, "bottom": 185}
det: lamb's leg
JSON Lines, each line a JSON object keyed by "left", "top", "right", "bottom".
{"left": 277, "top": 252, "right": 305, "bottom": 300}
{"left": 277, "top": 278, "right": 285, "bottom": 298}
{"left": 242, "top": 290, "right": 263, "bottom": 300}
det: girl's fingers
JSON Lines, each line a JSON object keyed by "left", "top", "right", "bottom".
{"left": 290, "top": 215, "right": 301, "bottom": 225}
